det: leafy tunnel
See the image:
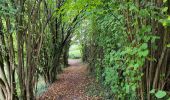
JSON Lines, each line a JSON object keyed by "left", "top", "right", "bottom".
{"left": 0, "top": 0, "right": 170, "bottom": 100}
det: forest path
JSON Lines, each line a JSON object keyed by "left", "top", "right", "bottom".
{"left": 39, "top": 59, "right": 101, "bottom": 100}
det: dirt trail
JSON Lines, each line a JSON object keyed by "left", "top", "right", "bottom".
{"left": 39, "top": 59, "right": 101, "bottom": 100}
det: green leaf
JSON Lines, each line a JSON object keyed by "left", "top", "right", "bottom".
{"left": 150, "top": 89, "right": 155, "bottom": 94}
{"left": 167, "top": 44, "right": 170, "bottom": 47}
{"left": 143, "top": 50, "right": 149, "bottom": 57}
{"left": 168, "top": 16, "right": 170, "bottom": 20}
{"left": 163, "top": 0, "right": 168, "bottom": 3}
{"left": 162, "top": 7, "right": 168, "bottom": 13}
{"left": 139, "top": 9, "right": 150, "bottom": 17}
{"left": 140, "top": 43, "right": 148, "bottom": 49}
{"left": 163, "top": 21, "right": 167, "bottom": 26}
{"left": 125, "top": 85, "right": 130, "bottom": 93}
{"left": 155, "top": 90, "right": 167, "bottom": 99}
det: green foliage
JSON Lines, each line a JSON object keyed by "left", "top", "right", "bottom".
{"left": 0, "top": 0, "right": 17, "bottom": 16}
{"left": 155, "top": 90, "right": 167, "bottom": 99}
{"left": 69, "top": 50, "right": 81, "bottom": 59}
{"left": 82, "top": 0, "right": 160, "bottom": 99}
{"left": 160, "top": 16, "right": 170, "bottom": 27}
{"left": 0, "top": 0, "right": 167, "bottom": 99}
{"left": 167, "top": 44, "right": 170, "bottom": 47}
{"left": 69, "top": 44, "right": 82, "bottom": 59}
{"left": 160, "top": 0, "right": 170, "bottom": 27}
{"left": 150, "top": 89, "right": 168, "bottom": 99}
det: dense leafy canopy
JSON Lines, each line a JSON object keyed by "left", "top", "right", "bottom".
{"left": 0, "top": 0, "right": 170, "bottom": 100}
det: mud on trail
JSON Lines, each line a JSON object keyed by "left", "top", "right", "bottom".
{"left": 39, "top": 59, "right": 102, "bottom": 100}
